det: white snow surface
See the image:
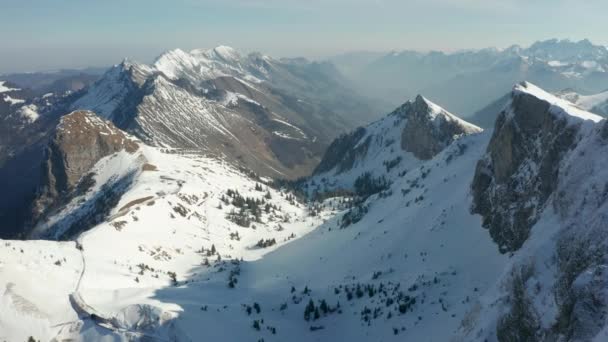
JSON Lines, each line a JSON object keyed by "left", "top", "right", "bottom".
{"left": 2, "top": 94, "right": 25, "bottom": 106}
{"left": 17, "top": 104, "right": 39, "bottom": 123}
{"left": 573, "top": 90, "right": 608, "bottom": 110}
{"left": 0, "top": 131, "right": 508, "bottom": 341}
{"left": 557, "top": 88, "right": 608, "bottom": 116}
{"left": 418, "top": 95, "right": 482, "bottom": 132}
{"left": 514, "top": 82, "right": 603, "bottom": 123}
{"left": 0, "top": 81, "right": 19, "bottom": 93}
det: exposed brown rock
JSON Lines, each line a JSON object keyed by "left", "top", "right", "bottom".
{"left": 400, "top": 95, "right": 482, "bottom": 160}
{"left": 31, "top": 110, "right": 139, "bottom": 222}
{"left": 142, "top": 163, "right": 158, "bottom": 171}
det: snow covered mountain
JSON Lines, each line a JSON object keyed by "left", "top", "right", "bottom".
{"left": 0, "top": 46, "right": 379, "bottom": 238}
{"left": 70, "top": 46, "right": 376, "bottom": 179}
{"left": 2, "top": 81, "right": 608, "bottom": 342}
{"left": 465, "top": 82, "right": 608, "bottom": 341}
{"left": 309, "top": 94, "right": 481, "bottom": 193}
{"left": 336, "top": 39, "right": 608, "bottom": 117}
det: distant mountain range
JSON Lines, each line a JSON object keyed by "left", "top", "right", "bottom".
{"left": 331, "top": 38, "right": 608, "bottom": 117}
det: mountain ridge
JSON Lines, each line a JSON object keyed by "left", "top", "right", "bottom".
{"left": 69, "top": 45, "right": 377, "bottom": 179}
{"left": 333, "top": 38, "right": 608, "bottom": 117}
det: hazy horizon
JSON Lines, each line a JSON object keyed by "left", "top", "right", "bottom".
{"left": 1, "top": 0, "right": 607, "bottom": 73}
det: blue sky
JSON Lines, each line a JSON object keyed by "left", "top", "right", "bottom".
{"left": 1, "top": 0, "right": 607, "bottom": 73}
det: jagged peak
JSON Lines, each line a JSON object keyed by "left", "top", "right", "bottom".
{"left": 413, "top": 94, "right": 445, "bottom": 118}
{"left": 153, "top": 48, "right": 200, "bottom": 79}
{"left": 189, "top": 45, "right": 243, "bottom": 64}
{"left": 512, "top": 81, "right": 603, "bottom": 123}
{"left": 154, "top": 48, "right": 191, "bottom": 61}
{"left": 397, "top": 94, "right": 482, "bottom": 134}
{"left": 385, "top": 95, "right": 481, "bottom": 160}
{"left": 105, "top": 58, "right": 153, "bottom": 86}
{"left": 118, "top": 57, "right": 134, "bottom": 68}
{"left": 528, "top": 38, "right": 598, "bottom": 49}
{"left": 211, "top": 45, "right": 241, "bottom": 61}
{"left": 115, "top": 57, "right": 149, "bottom": 73}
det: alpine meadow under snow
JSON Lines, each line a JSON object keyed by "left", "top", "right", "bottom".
{"left": 2, "top": 39, "right": 608, "bottom": 342}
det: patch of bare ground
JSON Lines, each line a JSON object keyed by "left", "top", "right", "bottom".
{"left": 111, "top": 221, "right": 128, "bottom": 231}
{"left": 142, "top": 163, "right": 158, "bottom": 171}
{"left": 118, "top": 196, "right": 154, "bottom": 212}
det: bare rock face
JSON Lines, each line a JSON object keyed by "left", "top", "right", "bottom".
{"left": 471, "top": 82, "right": 600, "bottom": 253}
{"left": 31, "top": 110, "right": 138, "bottom": 222}
{"left": 399, "top": 95, "right": 482, "bottom": 160}
{"left": 313, "top": 95, "right": 481, "bottom": 177}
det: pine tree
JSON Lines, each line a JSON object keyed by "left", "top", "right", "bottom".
{"left": 304, "top": 299, "right": 315, "bottom": 321}
{"left": 320, "top": 300, "right": 329, "bottom": 314}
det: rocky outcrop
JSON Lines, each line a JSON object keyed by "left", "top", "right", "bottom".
{"left": 313, "top": 95, "right": 481, "bottom": 180}
{"left": 471, "top": 82, "right": 602, "bottom": 253}
{"left": 398, "top": 95, "right": 482, "bottom": 160}
{"left": 31, "top": 110, "right": 138, "bottom": 222}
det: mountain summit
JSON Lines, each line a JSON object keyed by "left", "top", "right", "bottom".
{"left": 311, "top": 95, "right": 480, "bottom": 193}
{"left": 70, "top": 46, "right": 376, "bottom": 179}
{"left": 315, "top": 95, "right": 480, "bottom": 173}
{"left": 397, "top": 95, "right": 481, "bottom": 159}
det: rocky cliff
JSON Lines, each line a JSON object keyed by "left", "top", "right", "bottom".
{"left": 399, "top": 95, "right": 481, "bottom": 160}
{"left": 31, "top": 110, "right": 138, "bottom": 223}
{"left": 462, "top": 82, "right": 608, "bottom": 341}
{"left": 471, "top": 82, "right": 602, "bottom": 253}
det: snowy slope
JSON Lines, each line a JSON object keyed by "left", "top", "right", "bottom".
{"left": 71, "top": 60, "right": 153, "bottom": 120}
{"left": 3, "top": 82, "right": 608, "bottom": 341}
{"left": 0, "top": 139, "right": 335, "bottom": 340}
{"left": 0, "top": 93, "right": 500, "bottom": 341}
{"left": 309, "top": 95, "right": 480, "bottom": 192}
{"left": 557, "top": 88, "right": 608, "bottom": 117}
{"left": 0, "top": 126, "right": 506, "bottom": 342}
